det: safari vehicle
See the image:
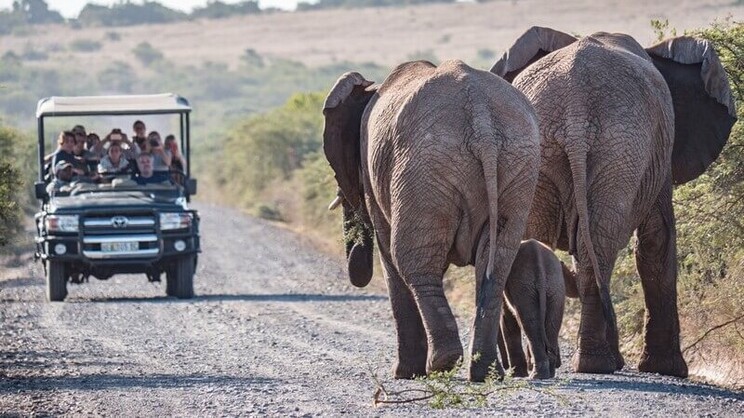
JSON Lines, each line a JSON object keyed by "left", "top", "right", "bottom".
{"left": 34, "top": 94, "right": 200, "bottom": 301}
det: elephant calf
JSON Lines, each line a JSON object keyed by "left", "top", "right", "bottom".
{"left": 499, "top": 239, "right": 573, "bottom": 379}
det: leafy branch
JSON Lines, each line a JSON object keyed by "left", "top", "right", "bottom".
{"left": 369, "top": 359, "right": 569, "bottom": 409}
{"left": 683, "top": 313, "right": 744, "bottom": 355}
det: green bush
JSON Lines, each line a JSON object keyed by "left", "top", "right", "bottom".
{"left": 0, "top": 125, "right": 32, "bottom": 247}
{"left": 69, "top": 39, "right": 102, "bottom": 52}
{"left": 104, "top": 31, "right": 121, "bottom": 41}
{"left": 132, "top": 41, "right": 164, "bottom": 67}
{"left": 97, "top": 61, "right": 137, "bottom": 93}
{"left": 215, "top": 92, "right": 325, "bottom": 205}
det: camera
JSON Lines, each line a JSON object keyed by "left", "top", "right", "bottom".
{"left": 149, "top": 138, "right": 160, "bottom": 147}
{"left": 111, "top": 133, "right": 122, "bottom": 141}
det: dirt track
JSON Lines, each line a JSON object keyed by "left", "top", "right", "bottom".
{"left": 1, "top": 203, "right": 744, "bottom": 416}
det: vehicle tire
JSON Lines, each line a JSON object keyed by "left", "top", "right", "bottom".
{"left": 166, "top": 256, "right": 194, "bottom": 299}
{"left": 46, "top": 260, "right": 68, "bottom": 302}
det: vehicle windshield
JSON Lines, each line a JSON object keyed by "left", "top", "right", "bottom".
{"left": 39, "top": 112, "right": 191, "bottom": 199}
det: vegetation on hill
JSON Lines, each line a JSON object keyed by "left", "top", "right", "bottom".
{"left": 77, "top": 1, "right": 187, "bottom": 27}
{"left": 0, "top": 0, "right": 466, "bottom": 32}
{"left": 297, "top": 0, "right": 454, "bottom": 11}
{"left": 0, "top": 0, "right": 62, "bottom": 34}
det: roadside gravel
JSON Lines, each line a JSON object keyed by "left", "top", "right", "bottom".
{"left": 1, "top": 203, "right": 743, "bottom": 416}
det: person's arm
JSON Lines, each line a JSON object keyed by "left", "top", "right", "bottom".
{"left": 97, "top": 157, "right": 111, "bottom": 174}
{"left": 121, "top": 133, "right": 133, "bottom": 147}
{"left": 153, "top": 146, "right": 172, "bottom": 167}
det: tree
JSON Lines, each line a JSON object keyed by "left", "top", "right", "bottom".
{"left": 12, "top": 0, "right": 63, "bottom": 24}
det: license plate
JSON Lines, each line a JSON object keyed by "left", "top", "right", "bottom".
{"left": 101, "top": 242, "right": 139, "bottom": 252}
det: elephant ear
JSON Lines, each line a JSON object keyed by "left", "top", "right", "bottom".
{"left": 491, "top": 26, "right": 577, "bottom": 82}
{"left": 646, "top": 36, "right": 737, "bottom": 185}
{"left": 323, "top": 72, "right": 376, "bottom": 209}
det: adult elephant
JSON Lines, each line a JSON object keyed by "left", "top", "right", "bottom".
{"left": 491, "top": 27, "right": 737, "bottom": 377}
{"left": 323, "top": 60, "right": 540, "bottom": 382}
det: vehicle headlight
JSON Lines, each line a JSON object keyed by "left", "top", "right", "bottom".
{"left": 175, "top": 197, "right": 188, "bottom": 209}
{"left": 160, "top": 212, "right": 192, "bottom": 230}
{"left": 45, "top": 215, "right": 79, "bottom": 233}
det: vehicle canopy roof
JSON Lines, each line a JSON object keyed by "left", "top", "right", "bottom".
{"left": 36, "top": 93, "right": 191, "bottom": 118}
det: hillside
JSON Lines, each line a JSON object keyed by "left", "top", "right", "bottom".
{"left": 1, "top": 0, "right": 741, "bottom": 75}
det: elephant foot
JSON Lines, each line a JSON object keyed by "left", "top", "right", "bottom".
{"left": 426, "top": 343, "right": 463, "bottom": 374}
{"left": 468, "top": 353, "right": 503, "bottom": 382}
{"left": 511, "top": 363, "right": 529, "bottom": 378}
{"left": 571, "top": 349, "right": 617, "bottom": 374}
{"left": 393, "top": 358, "right": 427, "bottom": 380}
{"left": 614, "top": 350, "right": 625, "bottom": 371}
{"left": 529, "top": 360, "right": 553, "bottom": 379}
{"left": 638, "top": 350, "right": 688, "bottom": 378}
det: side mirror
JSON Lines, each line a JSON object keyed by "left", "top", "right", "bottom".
{"left": 35, "top": 182, "right": 48, "bottom": 200}
{"left": 185, "top": 178, "right": 197, "bottom": 196}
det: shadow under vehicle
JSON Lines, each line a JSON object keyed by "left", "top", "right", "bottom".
{"left": 33, "top": 94, "right": 200, "bottom": 301}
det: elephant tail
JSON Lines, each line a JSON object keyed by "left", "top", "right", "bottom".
{"left": 567, "top": 149, "right": 619, "bottom": 356}
{"left": 538, "top": 262, "right": 549, "bottom": 359}
{"left": 475, "top": 138, "right": 502, "bottom": 319}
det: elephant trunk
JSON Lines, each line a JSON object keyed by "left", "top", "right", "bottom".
{"left": 561, "top": 261, "right": 579, "bottom": 298}
{"left": 342, "top": 203, "right": 374, "bottom": 288}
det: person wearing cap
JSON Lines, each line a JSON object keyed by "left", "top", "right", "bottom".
{"left": 46, "top": 161, "right": 77, "bottom": 194}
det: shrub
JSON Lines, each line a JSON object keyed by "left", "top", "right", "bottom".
{"left": 215, "top": 92, "right": 324, "bottom": 205}
{"left": 69, "top": 39, "right": 102, "bottom": 52}
{"left": 132, "top": 41, "right": 164, "bottom": 67}
{"left": 21, "top": 43, "right": 47, "bottom": 61}
{"left": 0, "top": 125, "right": 30, "bottom": 247}
{"left": 97, "top": 61, "right": 137, "bottom": 93}
{"left": 104, "top": 31, "right": 121, "bottom": 41}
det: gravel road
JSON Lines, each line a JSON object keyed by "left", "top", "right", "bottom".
{"left": 2, "top": 203, "right": 743, "bottom": 416}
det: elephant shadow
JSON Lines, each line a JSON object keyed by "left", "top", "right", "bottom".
{"left": 86, "top": 293, "right": 387, "bottom": 304}
{"left": 555, "top": 373, "right": 744, "bottom": 401}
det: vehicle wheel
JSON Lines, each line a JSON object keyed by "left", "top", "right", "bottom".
{"left": 166, "top": 256, "right": 194, "bottom": 299}
{"left": 165, "top": 267, "right": 175, "bottom": 296}
{"left": 46, "top": 260, "right": 68, "bottom": 302}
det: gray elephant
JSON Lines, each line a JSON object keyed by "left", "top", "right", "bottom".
{"left": 491, "top": 27, "right": 736, "bottom": 377}
{"left": 498, "top": 239, "right": 567, "bottom": 379}
{"left": 323, "top": 60, "right": 540, "bottom": 381}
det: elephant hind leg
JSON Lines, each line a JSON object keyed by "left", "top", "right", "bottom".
{"left": 406, "top": 272, "right": 463, "bottom": 374}
{"left": 500, "top": 306, "right": 528, "bottom": 377}
{"left": 511, "top": 304, "right": 551, "bottom": 379}
{"left": 375, "top": 222, "right": 428, "bottom": 379}
{"left": 415, "top": 273, "right": 463, "bottom": 374}
{"left": 635, "top": 179, "right": 688, "bottom": 377}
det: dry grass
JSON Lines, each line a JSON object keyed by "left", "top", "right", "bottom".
{"left": 1, "top": 0, "right": 741, "bottom": 76}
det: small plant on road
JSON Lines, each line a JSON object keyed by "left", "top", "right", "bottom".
{"left": 370, "top": 358, "right": 569, "bottom": 409}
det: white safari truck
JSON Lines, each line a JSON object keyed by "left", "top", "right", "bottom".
{"left": 34, "top": 94, "right": 200, "bottom": 301}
